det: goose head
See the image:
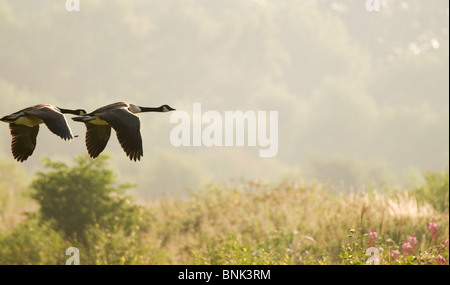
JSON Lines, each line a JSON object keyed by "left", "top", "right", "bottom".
{"left": 74, "top": 109, "right": 88, "bottom": 116}
{"left": 161, "top": 105, "right": 176, "bottom": 112}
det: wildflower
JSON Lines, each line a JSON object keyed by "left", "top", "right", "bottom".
{"left": 402, "top": 242, "right": 413, "bottom": 255}
{"left": 409, "top": 236, "right": 418, "bottom": 252}
{"left": 390, "top": 250, "right": 400, "bottom": 262}
{"left": 437, "top": 254, "right": 446, "bottom": 265}
{"left": 428, "top": 221, "right": 439, "bottom": 241}
{"left": 445, "top": 238, "right": 449, "bottom": 251}
{"left": 368, "top": 231, "right": 377, "bottom": 247}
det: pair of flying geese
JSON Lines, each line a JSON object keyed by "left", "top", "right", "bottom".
{"left": 0, "top": 102, "right": 175, "bottom": 162}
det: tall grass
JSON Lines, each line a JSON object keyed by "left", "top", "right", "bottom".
{"left": 138, "top": 180, "right": 448, "bottom": 264}
{"left": 0, "top": 158, "right": 36, "bottom": 232}
{"left": 0, "top": 157, "right": 448, "bottom": 265}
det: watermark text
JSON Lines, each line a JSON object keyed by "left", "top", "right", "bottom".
{"left": 170, "top": 103, "right": 278, "bottom": 158}
{"left": 66, "top": 0, "right": 80, "bottom": 12}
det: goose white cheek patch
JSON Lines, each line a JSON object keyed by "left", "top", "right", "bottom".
{"left": 169, "top": 103, "right": 278, "bottom": 158}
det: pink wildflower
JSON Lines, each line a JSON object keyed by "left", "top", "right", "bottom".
{"left": 445, "top": 238, "right": 449, "bottom": 251}
{"left": 368, "top": 231, "right": 378, "bottom": 247}
{"left": 408, "top": 236, "right": 418, "bottom": 252}
{"left": 390, "top": 250, "right": 400, "bottom": 262}
{"left": 428, "top": 221, "right": 439, "bottom": 241}
{"left": 437, "top": 254, "right": 446, "bottom": 265}
{"left": 402, "top": 242, "right": 413, "bottom": 255}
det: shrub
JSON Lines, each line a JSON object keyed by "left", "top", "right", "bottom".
{"left": 0, "top": 214, "right": 67, "bottom": 265}
{"left": 30, "top": 155, "right": 148, "bottom": 245}
{"left": 412, "top": 170, "right": 449, "bottom": 212}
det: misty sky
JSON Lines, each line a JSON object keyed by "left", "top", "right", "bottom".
{"left": 0, "top": 0, "right": 448, "bottom": 197}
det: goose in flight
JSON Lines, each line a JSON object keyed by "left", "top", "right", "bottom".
{"left": 1, "top": 104, "right": 87, "bottom": 162}
{"left": 72, "top": 102, "right": 175, "bottom": 161}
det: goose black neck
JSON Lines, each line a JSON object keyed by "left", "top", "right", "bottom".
{"left": 140, "top": 106, "right": 164, "bottom": 112}
{"left": 58, "top": 108, "right": 77, "bottom": 114}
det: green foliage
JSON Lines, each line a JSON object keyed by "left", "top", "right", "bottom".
{"left": 72, "top": 223, "right": 150, "bottom": 265}
{"left": 411, "top": 170, "right": 449, "bottom": 212}
{"left": 0, "top": 214, "right": 67, "bottom": 265}
{"left": 30, "top": 155, "right": 146, "bottom": 244}
{"left": 139, "top": 179, "right": 448, "bottom": 265}
{"left": 0, "top": 164, "right": 448, "bottom": 264}
{"left": 0, "top": 156, "right": 35, "bottom": 232}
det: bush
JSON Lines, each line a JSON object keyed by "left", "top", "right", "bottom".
{"left": 0, "top": 214, "right": 67, "bottom": 265}
{"left": 412, "top": 170, "right": 449, "bottom": 212}
{"left": 30, "top": 155, "right": 148, "bottom": 245}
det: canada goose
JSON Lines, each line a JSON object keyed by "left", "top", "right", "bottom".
{"left": 1, "top": 104, "right": 87, "bottom": 162}
{"left": 72, "top": 102, "right": 175, "bottom": 161}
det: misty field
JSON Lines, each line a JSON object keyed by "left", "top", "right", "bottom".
{"left": 1, "top": 1, "right": 448, "bottom": 268}
{"left": 0, "top": 155, "right": 448, "bottom": 265}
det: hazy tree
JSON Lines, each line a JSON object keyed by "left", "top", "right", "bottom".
{"left": 31, "top": 155, "right": 145, "bottom": 243}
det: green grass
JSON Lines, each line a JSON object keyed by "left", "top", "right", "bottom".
{"left": 138, "top": 180, "right": 448, "bottom": 265}
{"left": 0, "top": 157, "right": 448, "bottom": 265}
{"left": 0, "top": 158, "right": 36, "bottom": 233}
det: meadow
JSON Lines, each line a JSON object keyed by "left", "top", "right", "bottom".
{"left": 0, "top": 155, "right": 448, "bottom": 265}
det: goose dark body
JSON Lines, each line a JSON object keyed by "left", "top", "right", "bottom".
{"left": 72, "top": 102, "right": 175, "bottom": 161}
{"left": 1, "top": 104, "right": 87, "bottom": 162}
